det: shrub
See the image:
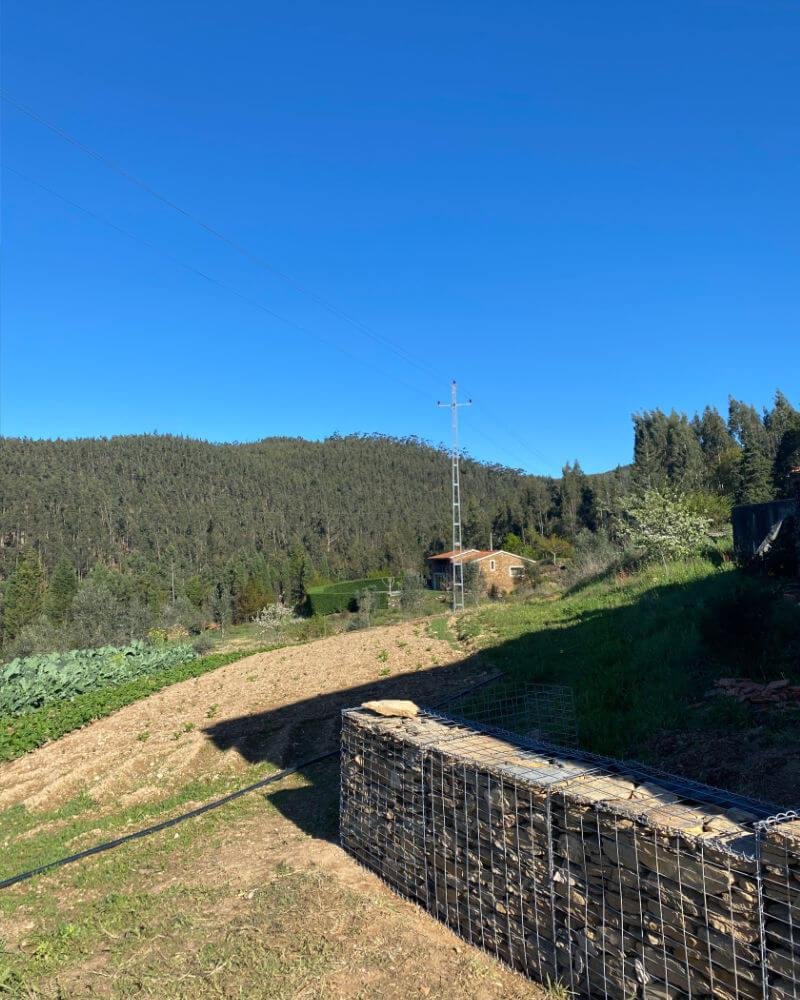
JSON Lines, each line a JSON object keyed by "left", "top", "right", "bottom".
{"left": 399, "top": 572, "right": 426, "bottom": 613}
{"left": 355, "top": 588, "right": 376, "bottom": 628}
{"left": 252, "top": 602, "right": 296, "bottom": 635}
{"left": 192, "top": 633, "right": 215, "bottom": 655}
{"left": 683, "top": 491, "right": 733, "bottom": 532}
{"left": 566, "top": 530, "right": 621, "bottom": 588}
{"left": 531, "top": 535, "right": 575, "bottom": 565}
{"left": 618, "top": 488, "right": 711, "bottom": 565}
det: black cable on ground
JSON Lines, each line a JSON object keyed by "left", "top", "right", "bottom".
{"left": 0, "top": 751, "right": 336, "bottom": 891}
{"left": 0, "top": 671, "right": 503, "bottom": 891}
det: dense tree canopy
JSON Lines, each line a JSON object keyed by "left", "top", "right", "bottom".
{"left": 1, "top": 390, "right": 796, "bottom": 648}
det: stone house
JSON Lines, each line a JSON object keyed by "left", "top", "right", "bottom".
{"left": 426, "top": 548, "right": 536, "bottom": 594}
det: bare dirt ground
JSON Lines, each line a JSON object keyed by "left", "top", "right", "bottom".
{"left": 0, "top": 620, "right": 547, "bottom": 998}
{"left": 0, "top": 620, "right": 481, "bottom": 813}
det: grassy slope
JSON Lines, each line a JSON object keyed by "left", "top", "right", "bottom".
{"left": 458, "top": 556, "right": 800, "bottom": 760}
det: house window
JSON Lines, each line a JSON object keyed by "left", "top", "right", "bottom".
{"left": 489, "top": 559, "right": 496, "bottom": 571}
{"left": 510, "top": 566, "right": 525, "bottom": 579}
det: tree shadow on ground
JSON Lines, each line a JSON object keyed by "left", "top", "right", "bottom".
{"left": 205, "top": 653, "right": 498, "bottom": 843}
{"left": 205, "top": 569, "right": 800, "bottom": 842}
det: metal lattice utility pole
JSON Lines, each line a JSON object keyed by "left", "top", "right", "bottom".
{"left": 437, "top": 380, "right": 472, "bottom": 612}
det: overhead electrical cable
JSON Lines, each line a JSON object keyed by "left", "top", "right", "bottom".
{"left": 6, "top": 164, "right": 433, "bottom": 407}
{"left": 3, "top": 91, "right": 560, "bottom": 473}
{"left": 0, "top": 91, "right": 434, "bottom": 380}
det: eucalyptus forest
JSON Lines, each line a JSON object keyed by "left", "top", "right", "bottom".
{"left": 1, "top": 390, "right": 798, "bottom": 656}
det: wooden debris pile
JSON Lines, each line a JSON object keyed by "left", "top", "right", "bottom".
{"left": 340, "top": 704, "right": 784, "bottom": 1000}
{"left": 712, "top": 677, "right": 800, "bottom": 706}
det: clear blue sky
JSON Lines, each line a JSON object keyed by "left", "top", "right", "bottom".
{"left": 1, "top": 0, "right": 798, "bottom": 474}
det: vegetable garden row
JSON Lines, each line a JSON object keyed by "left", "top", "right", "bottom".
{"left": 0, "top": 641, "right": 197, "bottom": 715}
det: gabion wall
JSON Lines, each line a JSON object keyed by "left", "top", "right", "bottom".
{"left": 340, "top": 707, "right": 799, "bottom": 1000}
{"left": 761, "top": 817, "right": 800, "bottom": 999}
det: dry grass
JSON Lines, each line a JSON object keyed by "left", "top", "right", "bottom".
{"left": 0, "top": 765, "right": 545, "bottom": 999}
{"left": 0, "top": 619, "right": 544, "bottom": 998}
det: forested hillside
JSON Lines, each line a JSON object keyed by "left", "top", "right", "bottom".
{"left": 1, "top": 433, "right": 545, "bottom": 580}
{"left": 1, "top": 390, "right": 798, "bottom": 653}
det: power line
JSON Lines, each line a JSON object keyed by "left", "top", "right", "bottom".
{"left": 3, "top": 91, "right": 561, "bottom": 474}
{"left": 5, "top": 164, "right": 432, "bottom": 407}
{"left": 0, "top": 90, "right": 436, "bottom": 381}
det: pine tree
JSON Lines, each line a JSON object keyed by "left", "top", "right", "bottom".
{"left": 739, "top": 444, "right": 775, "bottom": 503}
{"left": 45, "top": 556, "right": 79, "bottom": 624}
{"left": 692, "top": 407, "right": 737, "bottom": 494}
{"left": 634, "top": 410, "right": 704, "bottom": 491}
{"left": 774, "top": 417, "right": 800, "bottom": 498}
{"left": 764, "top": 390, "right": 799, "bottom": 456}
{"left": 729, "top": 399, "right": 774, "bottom": 503}
{"left": 633, "top": 412, "right": 669, "bottom": 488}
{"left": 559, "top": 461, "right": 586, "bottom": 537}
{"left": 2, "top": 552, "right": 46, "bottom": 640}
{"left": 693, "top": 406, "right": 733, "bottom": 462}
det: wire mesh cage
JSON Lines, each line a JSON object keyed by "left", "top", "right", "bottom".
{"left": 340, "top": 705, "right": 782, "bottom": 1000}
{"left": 442, "top": 678, "right": 578, "bottom": 748}
{"left": 758, "top": 812, "right": 800, "bottom": 999}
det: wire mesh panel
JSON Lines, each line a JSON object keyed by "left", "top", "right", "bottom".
{"left": 340, "top": 707, "right": 778, "bottom": 999}
{"left": 759, "top": 814, "right": 800, "bottom": 999}
{"left": 443, "top": 679, "right": 578, "bottom": 748}
{"left": 340, "top": 714, "right": 430, "bottom": 907}
{"left": 548, "top": 774, "right": 765, "bottom": 1000}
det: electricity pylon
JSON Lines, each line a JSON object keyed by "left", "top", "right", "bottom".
{"left": 437, "top": 380, "right": 472, "bottom": 612}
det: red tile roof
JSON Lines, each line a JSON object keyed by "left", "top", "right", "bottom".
{"left": 427, "top": 548, "right": 537, "bottom": 564}
{"left": 428, "top": 549, "right": 492, "bottom": 563}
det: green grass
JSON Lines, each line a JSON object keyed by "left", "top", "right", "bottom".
{"left": 426, "top": 616, "right": 460, "bottom": 649}
{"left": 0, "top": 761, "right": 359, "bottom": 998}
{"left": 457, "top": 556, "right": 800, "bottom": 760}
{"left": 0, "top": 648, "right": 271, "bottom": 763}
{"left": 0, "top": 777, "right": 299, "bottom": 996}
{"left": 306, "top": 576, "right": 392, "bottom": 615}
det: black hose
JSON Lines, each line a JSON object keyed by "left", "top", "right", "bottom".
{"left": 0, "top": 751, "right": 336, "bottom": 890}
{"left": 0, "top": 671, "right": 502, "bottom": 891}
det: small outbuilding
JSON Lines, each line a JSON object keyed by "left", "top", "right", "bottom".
{"left": 426, "top": 548, "right": 536, "bottom": 594}
{"left": 732, "top": 468, "right": 800, "bottom": 574}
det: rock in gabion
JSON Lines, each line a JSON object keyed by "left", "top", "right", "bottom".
{"left": 340, "top": 707, "right": 785, "bottom": 1000}
{"left": 760, "top": 817, "right": 800, "bottom": 999}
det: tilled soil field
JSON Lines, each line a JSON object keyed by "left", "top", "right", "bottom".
{"left": 0, "top": 621, "right": 481, "bottom": 813}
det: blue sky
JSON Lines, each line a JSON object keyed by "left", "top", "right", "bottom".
{"left": 1, "top": 0, "right": 798, "bottom": 474}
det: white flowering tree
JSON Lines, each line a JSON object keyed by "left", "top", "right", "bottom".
{"left": 619, "top": 489, "right": 711, "bottom": 565}
{"left": 252, "top": 602, "right": 296, "bottom": 637}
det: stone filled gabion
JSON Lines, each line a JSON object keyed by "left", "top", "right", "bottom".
{"left": 760, "top": 818, "right": 800, "bottom": 999}
{"left": 340, "top": 707, "right": 797, "bottom": 1000}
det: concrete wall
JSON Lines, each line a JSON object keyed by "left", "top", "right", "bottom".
{"left": 341, "top": 708, "right": 796, "bottom": 1000}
